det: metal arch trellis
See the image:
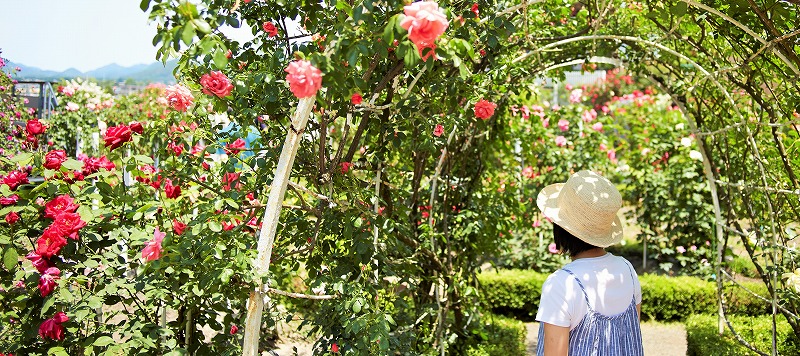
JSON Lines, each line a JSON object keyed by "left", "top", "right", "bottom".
{"left": 515, "top": 1, "right": 799, "bottom": 352}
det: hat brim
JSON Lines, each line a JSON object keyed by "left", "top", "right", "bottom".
{"left": 536, "top": 183, "right": 624, "bottom": 248}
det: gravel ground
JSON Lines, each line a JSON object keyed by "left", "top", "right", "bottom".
{"left": 526, "top": 321, "right": 687, "bottom": 355}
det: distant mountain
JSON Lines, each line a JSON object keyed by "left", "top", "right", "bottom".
{"left": 6, "top": 60, "right": 177, "bottom": 83}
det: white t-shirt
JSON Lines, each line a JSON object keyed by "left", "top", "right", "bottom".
{"left": 535, "top": 253, "right": 642, "bottom": 330}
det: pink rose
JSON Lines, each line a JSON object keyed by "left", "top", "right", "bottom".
{"left": 38, "top": 267, "right": 60, "bottom": 297}
{"left": 400, "top": 1, "right": 449, "bottom": 47}
{"left": 39, "top": 312, "right": 69, "bottom": 340}
{"left": 592, "top": 122, "right": 603, "bottom": 131}
{"left": 582, "top": 109, "right": 597, "bottom": 123}
{"left": 0, "top": 194, "right": 19, "bottom": 206}
{"left": 164, "top": 84, "right": 195, "bottom": 112}
{"left": 607, "top": 150, "right": 618, "bottom": 164}
{"left": 65, "top": 102, "right": 80, "bottom": 112}
{"left": 230, "top": 324, "right": 239, "bottom": 334}
{"left": 142, "top": 228, "right": 165, "bottom": 262}
{"left": 433, "top": 124, "right": 444, "bottom": 137}
{"left": 44, "top": 150, "right": 68, "bottom": 170}
{"left": 164, "top": 179, "right": 181, "bottom": 199}
{"left": 284, "top": 60, "right": 323, "bottom": 98}
{"left": 262, "top": 22, "right": 278, "bottom": 37}
{"left": 548, "top": 243, "right": 559, "bottom": 254}
{"left": 522, "top": 166, "right": 535, "bottom": 179}
{"left": 474, "top": 99, "right": 497, "bottom": 120}
{"left": 26, "top": 252, "right": 53, "bottom": 274}
{"left": 225, "top": 138, "right": 246, "bottom": 155}
{"left": 557, "top": 119, "right": 569, "bottom": 132}
{"left": 532, "top": 220, "right": 542, "bottom": 228}
{"left": 676, "top": 246, "right": 686, "bottom": 254}
{"left": 200, "top": 71, "right": 234, "bottom": 98}
{"left": 555, "top": 136, "right": 567, "bottom": 147}
{"left": 569, "top": 89, "right": 583, "bottom": 103}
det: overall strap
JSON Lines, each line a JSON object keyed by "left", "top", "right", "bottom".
{"left": 623, "top": 260, "right": 638, "bottom": 303}
{"left": 561, "top": 268, "right": 593, "bottom": 310}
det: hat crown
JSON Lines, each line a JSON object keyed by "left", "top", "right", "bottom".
{"left": 561, "top": 170, "right": 622, "bottom": 216}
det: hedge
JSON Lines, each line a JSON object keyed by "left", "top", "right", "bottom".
{"left": 466, "top": 314, "right": 527, "bottom": 356}
{"left": 479, "top": 269, "right": 769, "bottom": 321}
{"left": 686, "top": 314, "right": 800, "bottom": 355}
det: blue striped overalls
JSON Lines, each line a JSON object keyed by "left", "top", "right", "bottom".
{"left": 536, "top": 267, "right": 644, "bottom": 356}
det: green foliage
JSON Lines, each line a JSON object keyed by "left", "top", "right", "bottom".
{"left": 466, "top": 314, "right": 527, "bottom": 356}
{"left": 728, "top": 256, "right": 760, "bottom": 279}
{"left": 479, "top": 269, "right": 769, "bottom": 321}
{"left": 686, "top": 314, "right": 800, "bottom": 356}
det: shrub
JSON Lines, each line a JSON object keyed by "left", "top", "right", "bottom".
{"left": 729, "top": 256, "right": 760, "bottom": 278}
{"left": 686, "top": 314, "right": 800, "bottom": 355}
{"left": 466, "top": 314, "right": 527, "bottom": 356}
{"left": 480, "top": 270, "right": 769, "bottom": 322}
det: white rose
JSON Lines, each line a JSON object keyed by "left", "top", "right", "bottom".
{"left": 675, "top": 123, "right": 685, "bottom": 130}
{"left": 689, "top": 150, "right": 703, "bottom": 161}
{"left": 681, "top": 137, "right": 693, "bottom": 147}
{"left": 783, "top": 269, "right": 800, "bottom": 293}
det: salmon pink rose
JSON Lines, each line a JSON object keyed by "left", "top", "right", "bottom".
{"left": 142, "top": 228, "right": 165, "bottom": 262}
{"left": 43, "top": 150, "right": 67, "bottom": 170}
{"left": 200, "top": 71, "right": 234, "bottom": 98}
{"left": 39, "top": 312, "right": 69, "bottom": 340}
{"left": 400, "top": 1, "right": 449, "bottom": 47}
{"left": 164, "top": 84, "right": 195, "bottom": 112}
{"left": 284, "top": 60, "right": 323, "bottom": 98}
{"left": 222, "top": 172, "right": 241, "bottom": 191}
{"left": 433, "top": 124, "right": 444, "bottom": 137}
{"left": 474, "top": 99, "right": 497, "bottom": 120}
{"left": 103, "top": 124, "right": 132, "bottom": 151}
{"left": 38, "top": 267, "right": 60, "bottom": 297}
{"left": 262, "top": 21, "right": 278, "bottom": 37}
{"left": 225, "top": 138, "right": 246, "bottom": 155}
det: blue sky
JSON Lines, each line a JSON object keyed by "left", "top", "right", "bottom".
{"left": 0, "top": 0, "right": 254, "bottom": 72}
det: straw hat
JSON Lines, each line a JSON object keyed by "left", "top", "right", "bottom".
{"left": 536, "top": 170, "right": 624, "bottom": 248}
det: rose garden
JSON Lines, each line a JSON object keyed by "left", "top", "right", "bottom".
{"left": 0, "top": 0, "right": 799, "bottom": 355}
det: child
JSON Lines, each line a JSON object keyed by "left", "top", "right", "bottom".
{"left": 535, "top": 170, "right": 643, "bottom": 355}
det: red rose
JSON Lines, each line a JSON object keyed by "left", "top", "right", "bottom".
{"left": 164, "top": 179, "right": 181, "bottom": 199}
{"left": 43, "top": 150, "right": 67, "bottom": 170}
{"left": 0, "top": 194, "right": 19, "bottom": 206}
{"left": 38, "top": 312, "right": 69, "bottom": 340}
{"left": 173, "top": 219, "right": 187, "bottom": 236}
{"left": 5, "top": 212, "right": 19, "bottom": 224}
{"left": 26, "top": 119, "right": 46, "bottom": 135}
{"left": 225, "top": 138, "right": 246, "bottom": 155}
{"left": 2, "top": 170, "right": 29, "bottom": 190}
{"left": 340, "top": 162, "right": 353, "bottom": 174}
{"left": 103, "top": 125, "right": 132, "bottom": 151}
{"left": 222, "top": 172, "right": 241, "bottom": 191}
{"left": 474, "top": 99, "right": 497, "bottom": 120}
{"left": 200, "top": 71, "right": 234, "bottom": 98}
{"left": 52, "top": 212, "right": 86, "bottom": 240}
{"left": 129, "top": 121, "right": 144, "bottom": 134}
{"left": 38, "top": 267, "right": 60, "bottom": 297}
{"left": 35, "top": 233, "right": 67, "bottom": 258}
{"left": 230, "top": 324, "right": 238, "bottom": 335}
{"left": 262, "top": 21, "right": 278, "bottom": 37}
{"left": 202, "top": 161, "right": 210, "bottom": 170}
{"left": 26, "top": 252, "right": 53, "bottom": 274}
{"left": 332, "top": 343, "right": 339, "bottom": 353}
{"left": 82, "top": 156, "right": 115, "bottom": 175}
{"left": 351, "top": 93, "right": 363, "bottom": 105}
{"left": 44, "top": 195, "right": 79, "bottom": 219}
{"left": 167, "top": 141, "right": 184, "bottom": 156}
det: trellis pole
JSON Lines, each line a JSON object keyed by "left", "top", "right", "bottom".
{"left": 242, "top": 96, "right": 316, "bottom": 356}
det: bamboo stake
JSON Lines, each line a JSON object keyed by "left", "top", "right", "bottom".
{"left": 242, "top": 96, "right": 316, "bottom": 356}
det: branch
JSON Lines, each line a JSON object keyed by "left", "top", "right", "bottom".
{"left": 266, "top": 287, "right": 336, "bottom": 300}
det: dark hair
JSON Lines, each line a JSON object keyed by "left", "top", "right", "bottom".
{"left": 553, "top": 223, "right": 598, "bottom": 257}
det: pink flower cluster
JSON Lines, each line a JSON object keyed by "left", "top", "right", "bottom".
{"left": 400, "top": 1, "right": 449, "bottom": 61}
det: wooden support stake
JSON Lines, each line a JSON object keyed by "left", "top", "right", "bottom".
{"left": 242, "top": 97, "right": 316, "bottom": 356}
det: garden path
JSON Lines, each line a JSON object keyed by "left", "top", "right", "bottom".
{"left": 525, "top": 321, "right": 687, "bottom": 355}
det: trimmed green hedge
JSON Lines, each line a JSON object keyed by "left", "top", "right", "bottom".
{"left": 479, "top": 269, "right": 769, "bottom": 321}
{"left": 466, "top": 314, "right": 527, "bottom": 356}
{"left": 686, "top": 314, "right": 800, "bottom": 355}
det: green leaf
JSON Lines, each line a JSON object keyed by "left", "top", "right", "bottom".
{"left": 181, "top": 23, "right": 196, "bottom": 46}
{"left": 140, "top": 0, "right": 151, "bottom": 11}
{"left": 3, "top": 247, "right": 18, "bottom": 270}
{"left": 62, "top": 158, "right": 84, "bottom": 171}
{"left": 213, "top": 50, "right": 229, "bottom": 69}
{"left": 220, "top": 268, "right": 234, "bottom": 283}
{"left": 352, "top": 299, "right": 362, "bottom": 313}
{"left": 47, "top": 347, "right": 70, "bottom": 356}
{"left": 41, "top": 296, "right": 56, "bottom": 317}
{"left": 11, "top": 152, "right": 32, "bottom": 164}
{"left": 671, "top": 2, "right": 688, "bottom": 17}
{"left": 191, "top": 19, "right": 212, "bottom": 34}
{"left": 94, "top": 336, "right": 115, "bottom": 347}
{"left": 383, "top": 15, "right": 398, "bottom": 44}
{"left": 209, "top": 221, "right": 223, "bottom": 232}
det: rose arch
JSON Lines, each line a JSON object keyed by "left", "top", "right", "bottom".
{"left": 0, "top": 0, "right": 798, "bottom": 355}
